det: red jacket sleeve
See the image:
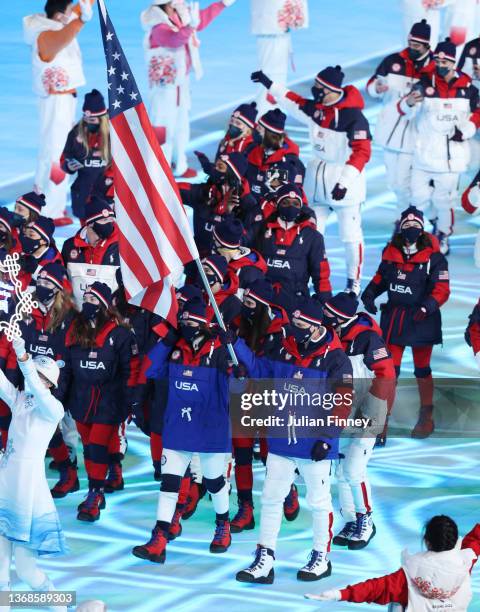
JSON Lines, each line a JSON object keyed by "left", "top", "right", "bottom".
{"left": 346, "top": 138, "right": 371, "bottom": 173}
{"left": 197, "top": 1, "right": 225, "bottom": 31}
{"left": 462, "top": 523, "right": 480, "bottom": 571}
{"left": 340, "top": 568, "right": 408, "bottom": 606}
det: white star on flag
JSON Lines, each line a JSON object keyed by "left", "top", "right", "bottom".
{"left": 112, "top": 52, "right": 121, "bottom": 61}
{"left": 129, "top": 91, "right": 138, "bottom": 101}
{"left": 106, "top": 31, "right": 114, "bottom": 41}
{"left": 108, "top": 66, "right": 116, "bottom": 76}
{"left": 121, "top": 71, "right": 129, "bottom": 81}
{"left": 117, "top": 85, "right": 125, "bottom": 94}
{"left": 112, "top": 100, "right": 121, "bottom": 109}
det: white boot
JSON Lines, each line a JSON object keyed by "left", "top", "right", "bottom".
{"left": 297, "top": 550, "right": 331, "bottom": 582}
{"left": 236, "top": 546, "right": 275, "bottom": 584}
{"left": 348, "top": 512, "right": 376, "bottom": 550}
{"left": 332, "top": 520, "right": 357, "bottom": 547}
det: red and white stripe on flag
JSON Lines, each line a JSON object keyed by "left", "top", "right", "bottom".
{"left": 97, "top": 0, "right": 199, "bottom": 326}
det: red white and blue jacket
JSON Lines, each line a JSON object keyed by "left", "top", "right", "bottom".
{"left": 59, "top": 320, "right": 140, "bottom": 424}
{"left": 362, "top": 234, "right": 450, "bottom": 347}
{"left": 256, "top": 213, "right": 331, "bottom": 302}
{"left": 465, "top": 300, "right": 480, "bottom": 355}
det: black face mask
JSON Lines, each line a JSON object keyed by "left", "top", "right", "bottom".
{"left": 92, "top": 221, "right": 114, "bottom": 239}
{"left": 86, "top": 123, "right": 100, "bottom": 133}
{"left": 206, "top": 274, "right": 219, "bottom": 287}
{"left": 436, "top": 65, "right": 450, "bottom": 79}
{"left": 227, "top": 125, "right": 242, "bottom": 139}
{"left": 401, "top": 227, "right": 423, "bottom": 244}
{"left": 20, "top": 234, "right": 42, "bottom": 255}
{"left": 209, "top": 168, "right": 225, "bottom": 184}
{"left": 0, "top": 231, "right": 8, "bottom": 244}
{"left": 11, "top": 213, "right": 26, "bottom": 228}
{"left": 36, "top": 285, "right": 58, "bottom": 305}
{"left": 279, "top": 205, "right": 300, "bottom": 223}
{"left": 408, "top": 47, "right": 423, "bottom": 61}
{"left": 180, "top": 325, "right": 202, "bottom": 343}
{"left": 311, "top": 86, "right": 326, "bottom": 103}
{"left": 291, "top": 325, "right": 312, "bottom": 346}
{"left": 82, "top": 302, "right": 100, "bottom": 321}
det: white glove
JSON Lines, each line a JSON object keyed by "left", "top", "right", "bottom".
{"left": 12, "top": 336, "right": 26, "bottom": 359}
{"left": 223, "top": 0, "right": 236, "bottom": 6}
{"left": 304, "top": 589, "right": 342, "bottom": 601}
{"left": 189, "top": 2, "right": 200, "bottom": 28}
{"left": 79, "top": 0, "right": 93, "bottom": 23}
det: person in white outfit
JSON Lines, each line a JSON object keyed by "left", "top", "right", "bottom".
{"left": 305, "top": 514, "right": 480, "bottom": 612}
{"left": 140, "top": 0, "right": 236, "bottom": 179}
{"left": 23, "top": 0, "right": 94, "bottom": 226}
{"left": 400, "top": 37, "right": 480, "bottom": 254}
{"left": 250, "top": 0, "right": 309, "bottom": 116}
{"left": 0, "top": 335, "right": 66, "bottom": 612}
{"left": 366, "top": 19, "right": 433, "bottom": 212}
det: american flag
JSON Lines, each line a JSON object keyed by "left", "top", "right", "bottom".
{"left": 97, "top": 0, "right": 199, "bottom": 326}
{"left": 372, "top": 347, "right": 389, "bottom": 361}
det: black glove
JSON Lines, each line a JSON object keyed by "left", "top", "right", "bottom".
{"left": 218, "top": 327, "right": 236, "bottom": 346}
{"left": 413, "top": 306, "right": 428, "bottom": 322}
{"left": 331, "top": 183, "right": 347, "bottom": 201}
{"left": 251, "top": 70, "right": 273, "bottom": 89}
{"left": 194, "top": 150, "right": 215, "bottom": 175}
{"left": 450, "top": 127, "right": 464, "bottom": 142}
{"left": 362, "top": 295, "right": 378, "bottom": 315}
{"left": 310, "top": 440, "right": 331, "bottom": 461}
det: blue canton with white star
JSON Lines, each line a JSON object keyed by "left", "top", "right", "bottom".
{"left": 98, "top": 1, "right": 143, "bottom": 119}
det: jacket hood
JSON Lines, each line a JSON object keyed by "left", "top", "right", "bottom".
{"left": 402, "top": 545, "right": 475, "bottom": 601}
{"left": 141, "top": 5, "right": 169, "bottom": 29}
{"left": 23, "top": 14, "right": 63, "bottom": 45}
{"left": 334, "top": 85, "right": 365, "bottom": 110}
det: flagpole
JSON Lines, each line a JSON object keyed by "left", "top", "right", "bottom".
{"left": 194, "top": 258, "right": 239, "bottom": 366}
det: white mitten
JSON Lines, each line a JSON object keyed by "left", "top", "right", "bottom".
{"left": 12, "top": 336, "right": 26, "bottom": 358}
{"left": 223, "top": 0, "right": 237, "bottom": 6}
{"left": 304, "top": 589, "right": 342, "bottom": 601}
{"left": 79, "top": 0, "right": 93, "bottom": 23}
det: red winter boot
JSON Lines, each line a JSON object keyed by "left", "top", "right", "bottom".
{"left": 132, "top": 525, "right": 168, "bottom": 563}
{"left": 51, "top": 465, "right": 80, "bottom": 498}
{"left": 231, "top": 500, "right": 255, "bottom": 533}
{"left": 283, "top": 483, "right": 300, "bottom": 521}
{"left": 104, "top": 462, "right": 124, "bottom": 493}
{"left": 77, "top": 489, "right": 106, "bottom": 522}
{"left": 168, "top": 507, "right": 183, "bottom": 541}
{"left": 182, "top": 480, "right": 206, "bottom": 520}
{"left": 210, "top": 519, "right": 231, "bottom": 553}
{"left": 411, "top": 405, "right": 435, "bottom": 439}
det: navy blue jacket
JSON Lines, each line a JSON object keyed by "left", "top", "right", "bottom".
{"left": 256, "top": 213, "right": 332, "bottom": 302}
{"left": 362, "top": 235, "right": 450, "bottom": 346}
{"left": 59, "top": 320, "right": 140, "bottom": 424}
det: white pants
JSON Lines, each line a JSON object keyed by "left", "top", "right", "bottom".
{"left": 156, "top": 448, "right": 229, "bottom": 523}
{"left": 260, "top": 453, "right": 333, "bottom": 553}
{"left": 256, "top": 34, "right": 291, "bottom": 116}
{"left": 410, "top": 167, "right": 458, "bottom": 235}
{"left": 336, "top": 436, "right": 375, "bottom": 522}
{"left": 315, "top": 205, "right": 364, "bottom": 281}
{"left": 384, "top": 150, "right": 413, "bottom": 213}
{"left": 148, "top": 79, "right": 191, "bottom": 175}
{"left": 35, "top": 94, "right": 76, "bottom": 219}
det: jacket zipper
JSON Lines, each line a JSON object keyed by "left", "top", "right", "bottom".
{"left": 399, "top": 119, "right": 409, "bottom": 149}
{"left": 386, "top": 115, "right": 403, "bottom": 146}
{"left": 446, "top": 135, "right": 451, "bottom": 171}
{"left": 321, "top": 162, "right": 327, "bottom": 201}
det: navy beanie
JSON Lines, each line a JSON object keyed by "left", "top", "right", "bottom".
{"left": 0, "top": 207, "right": 13, "bottom": 233}
{"left": 324, "top": 292, "right": 359, "bottom": 320}
{"left": 84, "top": 195, "right": 115, "bottom": 226}
{"left": 16, "top": 192, "right": 46, "bottom": 216}
{"left": 259, "top": 108, "right": 287, "bottom": 135}
{"left": 181, "top": 298, "right": 208, "bottom": 324}
{"left": 315, "top": 65, "right": 344, "bottom": 92}
{"left": 86, "top": 281, "right": 112, "bottom": 309}
{"left": 399, "top": 206, "right": 424, "bottom": 230}
{"left": 275, "top": 183, "right": 303, "bottom": 207}
{"left": 213, "top": 217, "right": 244, "bottom": 249}
{"left": 244, "top": 278, "right": 274, "bottom": 306}
{"left": 202, "top": 255, "right": 228, "bottom": 283}
{"left": 224, "top": 152, "right": 248, "bottom": 181}
{"left": 83, "top": 89, "right": 108, "bottom": 117}
{"left": 434, "top": 38, "right": 456, "bottom": 63}
{"left": 176, "top": 284, "right": 203, "bottom": 303}
{"left": 231, "top": 102, "right": 257, "bottom": 129}
{"left": 29, "top": 216, "right": 55, "bottom": 245}
{"left": 37, "top": 262, "right": 66, "bottom": 291}
{"left": 292, "top": 298, "right": 324, "bottom": 326}
{"left": 410, "top": 19, "right": 431, "bottom": 44}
